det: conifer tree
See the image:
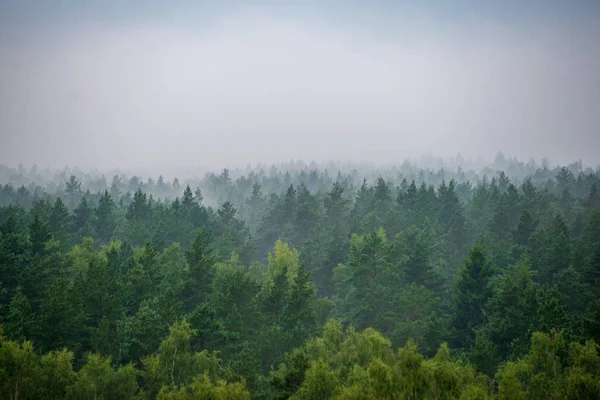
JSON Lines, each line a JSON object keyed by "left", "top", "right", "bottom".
{"left": 451, "top": 245, "right": 495, "bottom": 349}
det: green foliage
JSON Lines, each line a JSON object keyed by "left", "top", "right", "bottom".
{"left": 268, "top": 240, "right": 301, "bottom": 283}
{"left": 451, "top": 245, "right": 495, "bottom": 349}
{"left": 156, "top": 374, "right": 250, "bottom": 400}
{"left": 473, "top": 259, "right": 538, "bottom": 369}
{"left": 271, "top": 321, "right": 493, "bottom": 400}
{"left": 496, "top": 330, "right": 600, "bottom": 400}
{"left": 0, "top": 336, "right": 77, "bottom": 400}
{"left": 181, "top": 228, "right": 216, "bottom": 312}
{"left": 389, "top": 283, "right": 447, "bottom": 356}
{"left": 333, "top": 229, "right": 397, "bottom": 333}
{"left": 66, "top": 353, "right": 141, "bottom": 400}
{"left": 95, "top": 190, "right": 117, "bottom": 243}
{"left": 116, "top": 296, "right": 176, "bottom": 364}
{"left": 1, "top": 162, "right": 599, "bottom": 399}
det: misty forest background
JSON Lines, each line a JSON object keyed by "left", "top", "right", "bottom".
{"left": 1, "top": 156, "right": 600, "bottom": 399}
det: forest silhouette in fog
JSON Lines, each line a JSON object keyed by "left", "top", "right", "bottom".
{"left": 1, "top": 158, "right": 599, "bottom": 398}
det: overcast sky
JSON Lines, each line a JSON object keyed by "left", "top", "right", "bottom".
{"left": 1, "top": 0, "right": 599, "bottom": 173}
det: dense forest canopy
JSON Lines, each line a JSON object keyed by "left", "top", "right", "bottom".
{"left": 1, "top": 158, "right": 600, "bottom": 399}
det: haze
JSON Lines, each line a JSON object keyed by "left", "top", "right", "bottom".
{"left": 1, "top": 1, "right": 600, "bottom": 174}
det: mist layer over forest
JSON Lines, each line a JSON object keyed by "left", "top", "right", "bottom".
{"left": 2, "top": 1, "right": 600, "bottom": 170}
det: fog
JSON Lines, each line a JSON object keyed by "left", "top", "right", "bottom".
{"left": 1, "top": 2, "right": 600, "bottom": 174}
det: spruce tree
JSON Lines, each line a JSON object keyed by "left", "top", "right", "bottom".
{"left": 451, "top": 245, "right": 495, "bottom": 348}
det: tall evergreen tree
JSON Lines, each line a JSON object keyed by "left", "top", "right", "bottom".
{"left": 451, "top": 245, "right": 495, "bottom": 348}
{"left": 49, "top": 197, "right": 70, "bottom": 245}
{"left": 28, "top": 213, "right": 51, "bottom": 259}
{"left": 0, "top": 215, "right": 28, "bottom": 296}
{"left": 182, "top": 228, "right": 216, "bottom": 312}
{"left": 73, "top": 196, "right": 93, "bottom": 237}
{"left": 374, "top": 177, "right": 391, "bottom": 202}
{"left": 64, "top": 175, "right": 81, "bottom": 209}
{"left": 94, "top": 190, "right": 116, "bottom": 243}
{"left": 126, "top": 189, "right": 149, "bottom": 222}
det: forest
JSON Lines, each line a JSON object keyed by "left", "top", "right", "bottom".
{"left": 0, "top": 158, "right": 599, "bottom": 399}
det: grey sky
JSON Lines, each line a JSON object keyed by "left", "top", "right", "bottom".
{"left": 1, "top": 1, "right": 599, "bottom": 173}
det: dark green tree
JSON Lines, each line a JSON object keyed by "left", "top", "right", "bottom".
{"left": 64, "top": 175, "right": 81, "bottom": 209}
{"left": 94, "top": 190, "right": 117, "bottom": 243}
{"left": 72, "top": 196, "right": 93, "bottom": 240}
{"left": 451, "top": 245, "right": 495, "bottom": 348}
{"left": 182, "top": 228, "right": 216, "bottom": 312}
{"left": 0, "top": 215, "right": 28, "bottom": 296}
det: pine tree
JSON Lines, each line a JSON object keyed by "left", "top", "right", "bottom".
{"left": 217, "top": 201, "right": 237, "bottom": 227}
{"left": 181, "top": 228, "right": 216, "bottom": 312}
{"left": 513, "top": 210, "right": 538, "bottom": 247}
{"left": 584, "top": 243, "right": 600, "bottom": 287}
{"left": 126, "top": 189, "right": 149, "bottom": 222}
{"left": 282, "top": 185, "right": 297, "bottom": 223}
{"left": 94, "top": 190, "right": 116, "bottom": 243}
{"left": 294, "top": 183, "right": 318, "bottom": 246}
{"left": 333, "top": 229, "right": 396, "bottom": 331}
{"left": 476, "top": 259, "right": 538, "bottom": 368}
{"left": 28, "top": 213, "right": 51, "bottom": 258}
{"left": 437, "top": 180, "right": 461, "bottom": 232}
{"left": 182, "top": 185, "right": 195, "bottom": 208}
{"left": 245, "top": 182, "right": 265, "bottom": 232}
{"left": 283, "top": 265, "right": 317, "bottom": 343}
{"left": 65, "top": 175, "right": 81, "bottom": 209}
{"left": 451, "top": 245, "right": 495, "bottom": 349}
{"left": 530, "top": 213, "right": 571, "bottom": 284}
{"left": 4, "top": 287, "right": 35, "bottom": 342}
{"left": 374, "top": 177, "right": 391, "bottom": 202}
{"left": 263, "top": 264, "right": 289, "bottom": 325}
{"left": 349, "top": 179, "right": 373, "bottom": 234}
{"left": 37, "top": 272, "right": 86, "bottom": 353}
{"left": 521, "top": 179, "right": 542, "bottom": 217}
{"left": 0, "top": 215, "right": 28, "bottom": 295}
{"left": 73, "top": 196, "right": 93, "bottom": 235}
{"left": 194, "top": 186, "right": 204, "bottom": 203}
{"left": 392, "top": 225, "right": 443, "bottom": 292}
{"left": 49, "top": 198, "right": 70, "bottom": 235}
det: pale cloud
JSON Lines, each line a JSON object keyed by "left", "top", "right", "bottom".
{"left": 1, "top": 8, "right": 599, "bottom": 174}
